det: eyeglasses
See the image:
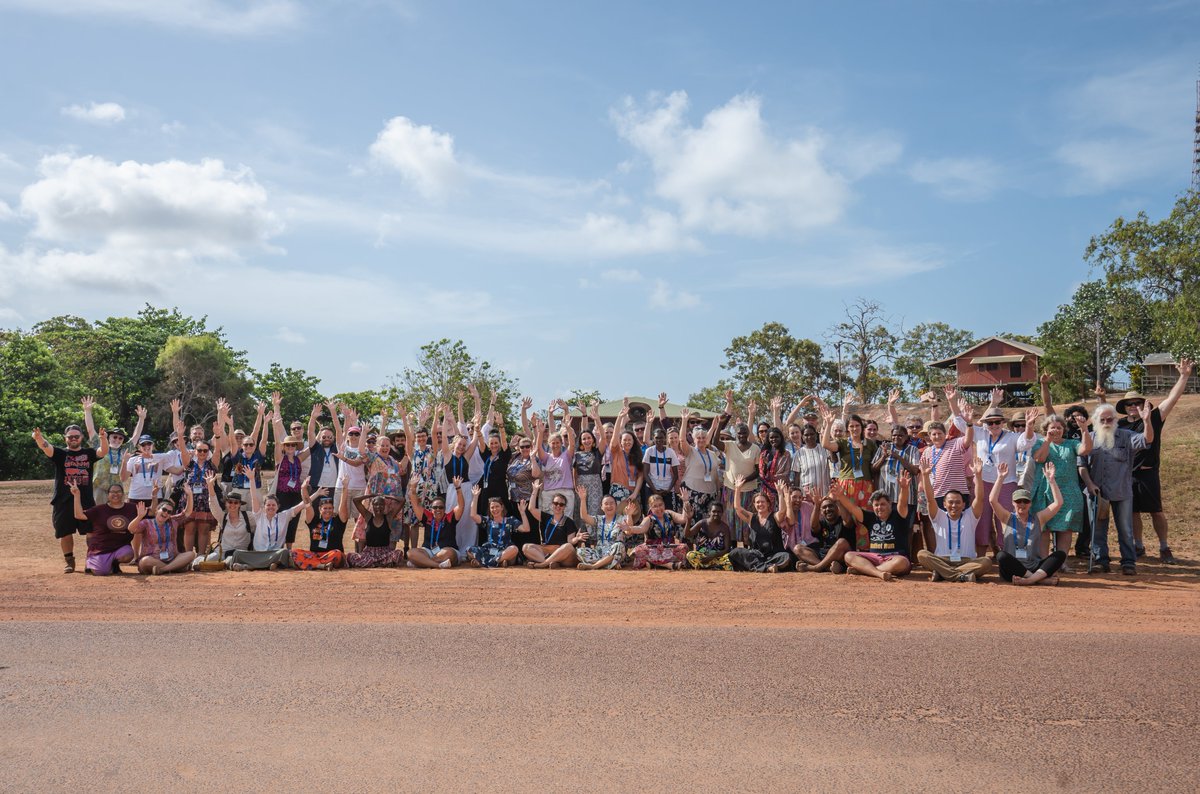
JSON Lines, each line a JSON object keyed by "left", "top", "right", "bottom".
{"left": 348, "top": 431, "right": 361, "bottom": 436}
{"left": 195, "top": 448, "right": 210, "bottom": 453}
{"left": 984, "top": 420, "right": 1004, "bottom": 426}
{"left": 520, "top": 444, "right": 532, "bottom": 449}
{"left": 1099, "top": 418, "right": 1115, "bottom": 424}
{"left": 242, "top": 443, "right": 255, "bottom": 447}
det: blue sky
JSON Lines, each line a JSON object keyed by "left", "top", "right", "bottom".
{"left": 0, "top": 0, "right": 1195, "bottom": 407}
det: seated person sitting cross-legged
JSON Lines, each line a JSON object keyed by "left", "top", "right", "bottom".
{"left": 916, "top": 454, "right": 994, "bottom": 583}
{"left": 832, "top": 474, "right": 914, "bottom": 582}
{"left": 990, "top": 462, "right": 1066, "bottom": 586}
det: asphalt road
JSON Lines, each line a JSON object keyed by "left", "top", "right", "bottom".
{"left": 2, "top": 622, "right": 1195, "bottom": 792}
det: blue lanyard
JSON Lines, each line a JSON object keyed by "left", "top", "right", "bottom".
{"left": 986, "top": 432, "right": 1002, "bottom": 464}
{"left": 108, "top": 448, "right": 122, "bottom": 467}
{"left": 266, "top": 515, "right": 281, "bottom": 547}
{"left": 483, "top": 456, "right": 494, "bottom": 483}
{"left": 1010, "top": 515, "right": 1033, "bottom": 550}
{"left": 152, "top": 518, "right": 168, "bottom": 549}
{"left": 930, "top": 442, "right": 947, "bottom": 474}
{"left": 848, "top": 442, "right": 862, "bottom": 474}
{"left": 429, "top": 519, "right": 444, "bottom": 548}
{"left": 488, "top": 519, "right": 507, "bottom": 546}
{"left": 950, "top": 515, "right": 963, "bottom": 555}
{"left": 319, "top": 519, "right": 333, "bottom": 544}
{"left": 323, "top": 447, "right": 333, "bottom": 466}
{"left": 139, "top": 456, "right": 152, "bottom": 481}
{"left": 543, "top": 518, "right": 561, "bottom": 545}
{"left": 887, "top": 448, "right": 902, "bottom": 477}
{"left": 697, "top": 449, "right": 712, "bottom": 475}
{"left": 654, "top": 448, "right": 668, "bottom": 480}
{"left": 652, "top": 515, "right": 670, "bottom": 543}
{"left": 597, "top": 517, "right": 616, "bottom": 545}
{"left": 450, "top": 456, "right": 465, "bottom": 480}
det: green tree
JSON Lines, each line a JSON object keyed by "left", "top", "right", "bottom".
{"left": 826, "top": 299, "right": 898, "bottom": 403}
{"left": 252, "top": 364, "right": 324, "bottom": 426}
{"left": 1085, "top": 190, "right": 1200, "bottom": 356}
{"left": 687, "top": 380, "right": 743, "bottom": 414}
{"left": 330, "top": 390, "right": 388, "bottom": 427}
{"left": 0, "top": 332, "right": 89, "bottom": 479}
{"left": 388, "top": 339, "right": 520, "bottom": 426}
{"left": 1036, "top": 280, "right": 1157, "bottom": 400}
{"left": 154, "top": 334, "right": 252, "bottom": 436}
{"left": 893, "top": 322, "right": 975, "bottom": 396}
{"left": 713, "top": 322, "right": 835, "bottom": 411}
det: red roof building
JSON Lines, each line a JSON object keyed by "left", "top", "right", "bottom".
{"left": 929, "top": 336, "right": 1044, "bottom": 402}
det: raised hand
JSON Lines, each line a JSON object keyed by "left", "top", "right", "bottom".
{"left": 1178, "top": 359, "right": 1195, "bottom": 378}
{"left": 1135, "top": 402, "right": 1154, "bottom": 423}
{"left": 919, "top": 390, "right": 937, "bottom": 404}
{"left": 995, "top": 462, "right": 1009, "bottom": 479}
{"left": 472, "top": 483, "right": 482, "bottom": 497}
{"left": 770, "top": 395, "right": 782, "bottom": 412}
{"left": 521, "top": 396, "right": 533, "bottom": 411}
{"left": 575, "top": 485, "right": 587, "bottom": 500}
{"left": 134, "top": 500, "right": 147, "bottom": 519}
{"left": 943, "top": 385, "right": 957, "bottom": 401}
{"left": 310, "top": 403, "right": 322, "bottom": 418}
{"left": 68, "top": 481, "right": 79, "bottom": 495}
{"left": 271, "top": 391, "right": 282, "bottom": 407}
{"left": 888, "top": 388, "right": 900, "bottom": 406}
{"left": 898, "top": 470, "right": 911, "bottom": 490}
{"left": 81, "top": 395, "right": 95, "bottom": 411}
{"left": 1044, "top": 461, "right": 1056, "bottom": 480}
{"left": 452, "top": 476, "right": 463, "bottom": 488}
{"left": 990, "top": 387, "right": 1004, "bottom": 405}
{"left": 1073, "top": 411, "right": 1089, "bottom": 430}
{"left": 136, "top": 405, "right": 148, "bottom": 419}
{"left": 204, "top": 471, "right": 217, "bottom": 486}
{"left": 658, "top": 392, "right": 668, "bottom": 408}
{"left": 1040, "top": 372, "right": 1053, "bottom": 385}
{"left": 171, "top": 398, "right": 182, "bottom": 414}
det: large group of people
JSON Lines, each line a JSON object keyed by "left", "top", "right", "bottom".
{"left": 31, "top": 359, "right": 1193, "bottom": 584}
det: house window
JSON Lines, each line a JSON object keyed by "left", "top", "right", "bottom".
{"left": 977, "top": 363, "right": 998, "bottom": 372}
{"left": 1009, "top": 362, "right": 1023, "bottom": 378}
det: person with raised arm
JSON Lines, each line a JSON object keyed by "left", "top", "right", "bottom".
{"left": 990, "top": 462, "right": 1065, "bottom": 585}
{"left": 522, "top": 481, "right": 579, "bottom": 568}
{"left": 68, "top": 477, "right": 135, "bottom": 575}
{"left": 476, "top": 404, "right": 512, "bottom": 515}
{"left": 684, "top": 501, "right": 735, "bottom": 570}
{"left": 406, "top": 477, "right": 464, "bottom": 569}
{"left": 345, "top": 485, "right": 407, "bottom": 569}
{"left": 720, "top": 392, "right": 761, "bottom": 546}
{"left": 82, "top": 397, "right": 147, "bottom": 504}
{"left": 467, "top": 484, "right": 524, "bottom": 568}
{"left": 833, "top": 474, "right": 914, "bottom": 582}
{"left": 1113, "top": 359, "right": 1193, "bottom": 563}
{"left": 727, "top": 476, "right": 793, "bottom": 573}
{"left": 536, "top": 399, "right": 578, "bottom": 517}
{"left": 970, "top": 388, "right": 1022, "bottom": 554}
{"left": 676, "top": 407, "right": 722, "bottom": 516}
{"left": 440, "top": 412, "right": 481, "bottom": 561}
{"left": 194, "top": 471, "right": 252, "bottom": 567}
{"left": 915, "top": 388, "right": 975, "bottom": 524}
{"left": 626, "top": 493, "right": 691, "bottom": 570}
{"left": 175, "top": 434, "right": 217, "bottom": 558}
{"left": 305, "top": 400, "right": 342, "bottom": 496}
{"left": 123, "top": 405, "right": 185, "bottom": 509}
{"left": 606, "top": 399, "right": 644, "bottom": 509}
{"left": 821, "top": 403, "right": 879, "bottom": 511}
{"left": 228, "top": 475, "right": 324, "bottom": 571}
{"left": 916, "top": 454, "right": 993, "bottom": 582}
{"left": 795, "top": 490, "right": 854, "bottom": 573}
{"left": 1017, "top": 408, "right": 1092, "bottom": 564}
{"left": 270, "top": 392, "right": 314, "bottom": 547}
{"left": 572, "top": 486, "right": 626, "bottom": 570}
{"left": 572, "top": 401, "right": 605, "bottom": 521}
{"left": 642, "top": 422, "right": 681, "bottom": 512}
{"left": 292, "top": 479, "right": 351, "bottom": 570}
{"left": 132, "top": 490, "right": 197, "bottom": 574}
{"left": 33, "top": 420, "right": 109, "bottom": 573}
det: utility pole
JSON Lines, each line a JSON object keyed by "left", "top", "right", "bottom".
{"left": 834, "top": 341, "right": 844, "bottom": 401}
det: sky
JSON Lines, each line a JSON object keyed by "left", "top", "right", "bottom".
{"left": 0, "top": 0, "right": 1196, "bottom": 407}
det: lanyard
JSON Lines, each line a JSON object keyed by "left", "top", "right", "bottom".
{"left": 319, "top": 519, "right": 333, "bottom": 545}
{"left": 1010, "top": 515, "right": 1033, "bottom": 550}
{"left": 651, "top": 515, "right": 670, "bottom": 543}
{"left": 697, "top": 448, "right": 713, "bottom": 476}
{"left": 323, "top": 447, "right": 333, "bottom": 466}
{"left": 151, "top": 518, "right": 168, "bottom": 549}
{"left": 266, "top": 515, "right": 281, "bottom": 547}
{"left": 483, "top": 456, "right": 494, "bottom": 483}
{"left": 597, "top": 517, "right": 617, "bottom": 545}
{"left": 450, "top": 456, "right": 465, "bottom": 480}
{"left": 488, "top": 519, "right": 507, "bottom": 546}
{"left": 543, "top": 518, "right": 561, "bottom": 545}
{"left": 930, "top": 442, "right": 947, "bottom": 474}
{"left": 654, "top": 448, "right": 668, "bottom": 480}
{"left": 986, "top": 432, "right": 1002, "bottom": 465}
{"left": 950, "top": 515, "right": 963, "bottom": 555}
{"left": 847, "top": 442, "right": 862, "bottom": 474}
{"left": 139, "top": 456, "right": 153, "bottom": 481}
{"left": 108, "top": 448, "right": 122, "bottom": 467}
{"left": 430, "top": 519, "right": 444, "bottom": 548}
{"left": 887, "top": 449, "right": 901, "bottom": 478}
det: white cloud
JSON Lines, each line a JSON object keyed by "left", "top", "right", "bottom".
{"left": 273, "top": 326, "right": 305, "bottom": 344}
{"left": 349, "top": 361, "right": 369, "bottom": 373}
{"left": 578, "top": 209, "right": 698, "bottom": 256}
{"left": 909, "top": 157, "right": 1002, "bottom": 201}
{"left": 161, "top": 121, "right": 186, "bottom": 135}
{"left": 0, "top": 0, "right": 302, "bottom": 35}
{"left": 746, "top": 242, "right": 943, "bottom": 288}
{"left": 649, "top": 278, "right": 699, "bottom": 310}
{"left": 612, "top": 91, "right": 862, "bottom": 235}
{"left": 369, "top": 116, "right": 462, "bottom": 198}
{"left": 601, "top": 268, "right": 643, "bottom": 282}
{"left": 1053, "top": 57, "right": 1194, "bottom": 192}
{"left": 0, "top": 200, "right": 14, "bottom": 221}
{"left": 1, "top": 153, "right": 282, "bottom": 295}
{"left": 61, "top": 101, "right": 126, "bottom": 124}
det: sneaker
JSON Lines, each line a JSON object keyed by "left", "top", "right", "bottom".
{"left": 63, "top": 557, "right": 75, "bottom": 574}
{"left": 930, "top": 570, "right": 943, "bottom": 582}
{"left": 958, "top": 572, "right": 977, "bottom": 583}
{"left": 1160, "top": 547, "right": 1177, "bottom": 565}
{"left": 230, "top": 563, "right": 248, "bottom": 571}
{"left": 1135, "top": 545, "right": 1146, "bottom": 558}
{"left": 1121, "top": 565, "right": 1136, "bottom": 576}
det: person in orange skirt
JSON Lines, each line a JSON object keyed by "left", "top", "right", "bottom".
{"left": 291, "top": 479, "right": 349, "bottom": 570}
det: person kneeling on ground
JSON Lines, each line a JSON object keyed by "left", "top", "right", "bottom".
{"left": 796, "top": 491, "right": 854, "bottom": 573}
{"left": 916, "top": 455, "right": 993, "bottom": 583}
{"left": 833, "top": 475, "right": 914, "bottom": 582}
{"left": 292, "top": 479, "right": 351, "bottom": 570}
{"left": 990, "top": 462, "right": 1065, "bottom": 586}
{"left": 684, "top": 501, "right": 734, "bottom": 570}
{"left": 132, "top": 490, "right": 197, "bottom": 575}
{"left": 405, "top": 477, "right": 464, "bottom": 569}
{"left": 523, "top": 480, "right": 580, "bottom": 568}
{"left": 728, "top": 477, "right": 793, "bottom": 573}
{"left": 573, "top": 487, "right": 626, "bottom": 570}
{"left": 466, "top": 484, "right": 524, "bottom": 568}
{"left": 626, "top": 493, "right": 691, "bottom": 570}
{"left": 230, "top": 476, "right": 325, "bottom": 571}
{"left": 69, "top": 482, "right": 136, "bottom": 576}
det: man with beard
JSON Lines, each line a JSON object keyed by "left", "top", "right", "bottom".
{"left": 32, "top": 423, "right": 110, "bottom": 572}
{"left": 1079, "top": 402, "right": 1155, "bottom": 575}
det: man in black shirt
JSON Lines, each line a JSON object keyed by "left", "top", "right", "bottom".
{"left": 833, "top": 476, "right": 914, "bottom": 581}
{"left": 32, "top": 424, "right": 109, "bottom": 573}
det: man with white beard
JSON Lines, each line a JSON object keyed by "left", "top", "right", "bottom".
{"left": 1079, "top": 402, "right": 1154, "bottom": 575}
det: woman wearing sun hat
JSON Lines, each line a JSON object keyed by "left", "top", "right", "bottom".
{"left": 973, "top": 399, "right": 1021, "bottom": 555}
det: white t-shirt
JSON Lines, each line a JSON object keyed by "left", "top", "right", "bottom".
{"left": 339, "top": 444, "right": 367, "bottom": 490}
{"left": 252, "top": 506, "right": 302, "bottom": 551}
{"left": 682, "top": 446, "right": 719, "bottom": 494}
{"left": 125, "top": 453, "right": 173, "bottom": 500}
{"left": 642, "top": 446, "right": 679, "bottom": 491}
{"left": 931, "top": 510, "right": 978, "bottom": 559}
{"left": 791, "top": 444, "right": 831, "bottom": 496}
{"left": 975, "top": 428, "right": 1019, "bottom": 484}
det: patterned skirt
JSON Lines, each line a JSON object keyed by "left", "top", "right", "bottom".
{"left": 467, "top": 542, "right": 512, "bottom": 568}
{"left": 291, "top": 549, "right": 345, "bottom": 570}
{"left": 346, "top": 546, "right": 404, "bottom": 568}
{"left": 630, "top": 542, "right": 688, "bottom": 569}
{"left": 577, "top": 542, "right": 625, "bottom": 568}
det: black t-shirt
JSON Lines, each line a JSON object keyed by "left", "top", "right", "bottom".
{"left": 51, "top": 446, "right": 99, "bottom": 505}
{"left": 420, "top": 516, "right": 458, "bottom": 550}
{"left": 573, "top": 449, "right": 602, "bottom": 477}
{"left": 82, "top": 502, "right": 137, "bottom": 554}
{"left": 443, "top": 454, "right": 470, "bottom": 485}
{"left": 479, "top": 448, "right": 512, "bottom": 498}
{"left": 748, "top": 513, "right": 786, "bottom": 556}
{"left": 813, "top": 517, "right": 855, "bottom": 549}
{"left": 860, "top": 508, "right": 913, "bottom": 556}
{"left": 309, "top": 516, "right": 347, "bottom": 552}
{"left": 1119, "top": 407, "right": 1163, "bottom": 470}
{"left": 538, "top": 514, "right": 576, "bottom": 546}
{"left": 363, "top": 516, "right": 391, "bottom": 549}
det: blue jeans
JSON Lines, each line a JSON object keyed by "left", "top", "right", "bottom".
{"left": 1091, "top": 497, "right": 1136, "bottom": 568}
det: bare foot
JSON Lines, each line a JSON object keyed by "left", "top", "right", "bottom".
{"left": 797, "top": 562, "right": 811, "bottom": 572}
{"left": 500, "top": 559, "right": 510, "bottom": 568}
{"left": 1012, "top": 574, "right": 1032, "bottom": 585}
{"left": 1038, "top": 575, "right": 1060, "bottom": 586}
{"left": 766, "top": 564, "right": 778, "bottom": 573}
{"left": 881, "top": 571, "right": 894, "bottom": 582}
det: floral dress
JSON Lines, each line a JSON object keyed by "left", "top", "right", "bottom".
{"left": 576, "top": 515, "right": 625, "bottom": 568}
{"left": 405, "top": 445, "right": 439, "bottom": 526}
{"left": 468, "top": 516, "right": 519, "bottom": 568}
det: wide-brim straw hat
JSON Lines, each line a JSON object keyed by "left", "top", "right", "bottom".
{"left": 1114, "top": 391, "right": 1147, "bottom": 415}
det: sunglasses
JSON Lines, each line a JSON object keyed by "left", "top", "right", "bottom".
{"left": 552, "top": 501, "right": 567, "bottom": 507}
{"left": 984, "top": 420, "right": 1004, "bottom": 426}
{"left": 431, "top": 505, "right": 446, "bottom": 511}
{"left": 65, "top": 436, "right": 82, "bottom": 441}
{"left": 348, "top": 432, "right": 361, "bottom": 436}
{"left": 242, "top": 443, "right": 255, "bottom": 447}
{"left": 1012, "top": 423, "right": 1026, "bottom": 428}
{"left": 195, "top": 448, "right": 210, "bottom": 453}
